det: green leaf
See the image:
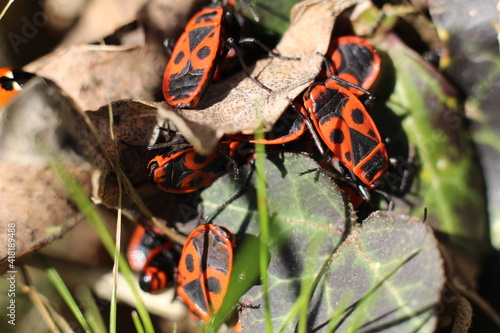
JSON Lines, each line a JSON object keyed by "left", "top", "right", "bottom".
{"left": 241, "top": 212, "right": 445, "bottom": 332}
{"left": 202, "top": 152, "right": 354, "bottom": 238}
{"left": 375, "top": 33, "right": 489, "bottom": 258}
{"left": 200, "top": 153, "right": 444, "bottom": 331}
{"left": 201, "top": 153, "right": 356, "bottom": 330}
{"left": 239, "top": 0, "right": 302, "bottom": 37}
{"left": 428, "top": 0, "right": 500, "bottom": 248}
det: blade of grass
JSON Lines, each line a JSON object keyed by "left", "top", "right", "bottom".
{"left": 76, "top": 285, "right": 108, "bottom": 333}
{"left": 254, "top": 120, "right": 272, "bottom": 333}
{"left": 108, "top": 101, "right": 120, "bottom": 333}
{"left": 18, "top": 266, "right": 77, "bottom": 333}
{"left": 0, "top": 0, "right": 14, "bottom": 20}
{"left": 22, "top": 283, "right": 60, "bottom": 332}
{"left": 50, "top": 157, "right": 154, "bottom": 333}
{"left": 40, "top": 255, "right": 92, "bottom": 333}
{"left": 131, "top": 311, "right": 146, "bottom": 333}
{"left": 296, "top": 233, "right": 332, "bottom": 333}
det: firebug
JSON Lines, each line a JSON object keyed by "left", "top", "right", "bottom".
{"left": 127, "top": 225, "right": 181, "bottom": 294}
{"left": 303, "top": 81, "right": 388, "bottom": 187}
{"left": 148, "top": 140, "right": 251, "bottom": 193}
{"left": 319, "top": 36, "right": 381, "bottom": 96}
{"left": 176, "top": 224, "right": 236, "bottom": 322}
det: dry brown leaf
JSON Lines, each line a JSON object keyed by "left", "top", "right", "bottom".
{"left": 0, "top": 78, "right": 178, "bottom": 271}
{"left": 0, "top": 161, "right": 89, "bottom": 274}
{"left": 139, "top": 0, "right": 207, "bottom": 43}
{"left": 60, "top": 0, "right": 149, "bottom": 45}
{"left": 24, "top": 44, "right": 168, "bottom": 110}
{"left": 83, "top": 99, "right": 165, "bottom": 208}
{"left": 0, "top": 78, "right": 92, "bottom": 273}
{"left": 159, "top": 0, "right": 363, "bottom": 154}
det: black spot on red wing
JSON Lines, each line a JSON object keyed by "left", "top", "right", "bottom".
{"left": 351, "top": 108, "right": 365, "bottom": 124}
{"left": 188, "top": 174, "right": 206, "bottom": 188}
{"left": 331, "top": 128, "right": 344, "bottom": 144}
{"left": 266, "top": 108, "right": 304, "bottom": 141}
{"left": 367, "top": 130, "right": 375, "bottom": 137}
{"left": 197, "top": 46, "right": 211, "bottom": 60}
{"left": 207, "top": 251, "right": 230, "bottom": 274}
{"left": 0, "top": 77, "right": 14, "bottom": 91}
{"left": 194, "top": 10, "right": 218, "bottom": 25}
{"left": 156, "top": 159, "right": 184, "bottom": 189}
{"left": 191, "top": 237, "right": 205, "bottom": 259}
{"left": 182, "top": 279, "right": 208, "bottom": 313}
{"left": 189, "top": 26, "right": 216, "bottom": 52}
{"left": 193, "top": 154, "right": 209, "bottom": 164}
{"left": 209, "top": 32, "right": 215, "bottom": 38}
{"left": 206, "top": 277, "right": 222, "bottom": 294}
{"left": 174, "top": 51, "right": 185, "bottom": 65}
{"left": 337, "top": 43, "right": 375, "bottom": 85}
{"left": 345, "top": 151, "right": 351, "bottom": 162}
{"left": 168, "top": 60, "right": 207, "bottom": 100}
{"left": 360, "top": 150, "right": 386, "bottom": 181}
{"left": 349, "top": 128, "right": 378, "bottom": 165}
{"left": 313, "top": 87, "right": 347, "bottom": 122}
{"left": 185, "top": 254, "right": 195, "bottom": 273}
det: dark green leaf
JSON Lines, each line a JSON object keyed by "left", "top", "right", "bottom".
{"left": 200, "top": 153, "right": 444, "bottom": 331}
{"left": 241, "top": 211, "right": 444, "bottom": 332}
{"left": 201, "top": 153, "right": 356, "bottom": 330}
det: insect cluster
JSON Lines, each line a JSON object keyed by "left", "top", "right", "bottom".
{"left": 2, "top": 0, "right": 494, "bottom": 331}
{"left": 0, "top": 0, "right": 415, "bottom": 331}
{"left": 121, "top": 0, "right": 414, "bottom": 330}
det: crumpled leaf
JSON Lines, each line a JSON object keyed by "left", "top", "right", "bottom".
{"left": 199, "top": 153, "right": 444, "bottom": 332}
{"left": 160, "top": 0, "right": 364, "bottom": 154}
{"left": 428, "top": 0, "right": 500, "bottom": 249}
{"left": 374, "top": 33, "right": 489, "bottom": 260}
{"left": 24, "top": 44, "right": 168, "bottom": 110}
{"left": 0, "top": 78, "right": 164, "bottom": 209}
{"left": 82, "top": 100, "right": 164, "bottom": 208}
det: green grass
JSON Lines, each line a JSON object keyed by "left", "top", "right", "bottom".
{"left": 49, "top": 156, "right": 154, "bottom": 333}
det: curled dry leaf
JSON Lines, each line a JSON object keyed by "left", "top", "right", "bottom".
{"left": 24, "top": 44, "right": 168, "bottom": 111}
{"left": 83, "top": 100, "right": 164, "bottom": 208}
{"left": 161, "top": 0, "right": 363, "bottom": 154}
